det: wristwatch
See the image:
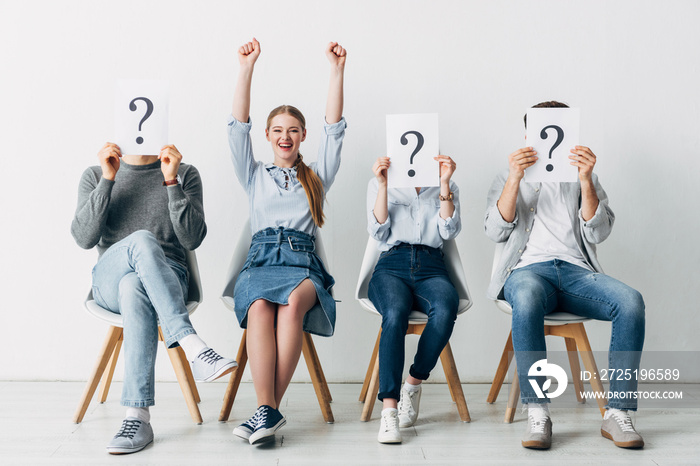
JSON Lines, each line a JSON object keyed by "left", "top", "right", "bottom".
{"left": 439, "top": 191, "right": 453, "bottom": 201}
{"left": 163, "top": 175, "right": 181, "bottom": 186}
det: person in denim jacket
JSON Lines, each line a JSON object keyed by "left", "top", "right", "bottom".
{"left": 366, "top": 154, "right": 460, "bottom": 444}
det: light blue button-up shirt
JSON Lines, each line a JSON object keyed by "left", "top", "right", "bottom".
{"left": 227, "top": 115, "right": 347, "bottom": 236}
{"left": 366, "top": 178, "right": 461, "bottom": 251}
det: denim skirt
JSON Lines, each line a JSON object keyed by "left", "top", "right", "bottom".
{"left": 233, "top": 227, "right": 336, "bottom": 337}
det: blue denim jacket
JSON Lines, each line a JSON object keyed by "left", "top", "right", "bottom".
{"left": 484, "top": 170, "right": 614, "bottom": 299}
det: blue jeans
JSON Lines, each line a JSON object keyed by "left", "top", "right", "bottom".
{"left": 504, "top": 259, "right": 645, "bottom": 410}
{"left": 91, "top": 230, "right": 195, "bottom": 407}
{"left": 368, "top": 244, "right": 459, "bottom": 401}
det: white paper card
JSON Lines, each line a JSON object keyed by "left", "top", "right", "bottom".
{"left": 386, "top": 113, "right": 439, "bottom": 188}
{"left": 115, "top": 79, "right": 169, "bottom": 155}
{"left": 524, "top": 108, "right": 580, "bottom": 183}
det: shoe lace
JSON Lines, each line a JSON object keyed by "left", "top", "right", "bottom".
{"left": 528, "top": 411, "right": 548, "bottom": 434}
{"left": 114, "top": 419, "right": 142, "bottom": 439}
{"left": 382, "top": 412, "right": 399, "bottom": 431}
{"left": 197, "top": 348, "right": 223, "bottom": 365}
{"left": 612, "top": 411, "right": 636, "bottom": 433}
{"left": 398, "top": 390, "right": 416, "bottom": 416}
{"left": 250, "top": 406, "right": 269, "bottom": 429}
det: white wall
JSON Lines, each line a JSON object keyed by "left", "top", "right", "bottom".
{"left": 1, "top": 0, "right": 698, "bottom": 384}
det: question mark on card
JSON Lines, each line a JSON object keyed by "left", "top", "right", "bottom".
{"left": 401, "top": 130, "right": 425, "bottom": 177}
{"left": 129, "top": 97, "right": 154, "bottom": 144}
{"left": 540, "top": 125, "right": 564, "bottom": 172}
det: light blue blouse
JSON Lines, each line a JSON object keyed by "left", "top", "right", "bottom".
{"left": 227, "top": 115, "right": 347, "bottom": 235}
{"left": 366, "top": 178, "right": 461, "bottom": 251}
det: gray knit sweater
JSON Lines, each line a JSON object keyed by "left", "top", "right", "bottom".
{"left": 71, "top": 160, "right": 207, "bottom": 268}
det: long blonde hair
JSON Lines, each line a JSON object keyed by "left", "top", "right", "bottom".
{"left": 266, "top": 105, "right": 326, "bottom": 227}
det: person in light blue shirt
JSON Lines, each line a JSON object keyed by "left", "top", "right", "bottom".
{"left": 226, "top": 38, "right": 347, "bottom": 445}
{"left": 366, "top": 155, "right": 461, "bottom": 444}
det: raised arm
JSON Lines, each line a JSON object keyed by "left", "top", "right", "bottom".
{"left": 232, "top": 38, "right": 261, "bottom": 123}
{"left": 71, "top": 143, "right": 120, "bottom": 249}
{"left": 496, "top": 146, "right": 537, "bottom": 222}
{"left": 160, "top": 145, "right": 207, "bottom": 250}
{"left": 371, "top": 157, "right": 390, "bottom": 224}
{"left": 325, "top": 42, "right": 346, "bottom": 124}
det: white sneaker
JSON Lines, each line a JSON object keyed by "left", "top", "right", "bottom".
{"left": 398, "top": 385, "right": 421, "bottom": 427}
{"left": 377, "top": 409, "right": 402, "bottom": 444}
{"left": 521, "top": 405, "right": 552, "bottom": 449}
{"left": 190, "top": 347, "right": 237, "bottom": 382}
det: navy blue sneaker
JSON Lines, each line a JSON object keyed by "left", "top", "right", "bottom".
{"left": 249, "top": 405, "right": 286, "bottom": 445}
{"left": 233, "top": 413, "right": 256, "bottom": 440}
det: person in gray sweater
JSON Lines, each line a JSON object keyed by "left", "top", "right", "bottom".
{"left": 72, "top": 142, "right": 237, "bottom": 455}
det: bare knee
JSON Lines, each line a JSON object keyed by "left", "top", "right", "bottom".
{"left": 248, "top": 299, "right": 277, "bottom": 326}
{"left": 284, "top": 279, "right": 317, "bottom": 319}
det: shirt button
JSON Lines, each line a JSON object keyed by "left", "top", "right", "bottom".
{"left": 530, "top": 207, "right": 535, "bottom": 212}
{"left": 535, "top": 188, "right": 540, "bottom": 192}
{"left": 526, "top": 228, "right": 530, "bottom": 232}
{"left": 518, "top": 249, "right": 523, "bottom": 253}
{"left": 507, "top": 267, "right": 512, "bottom": 272}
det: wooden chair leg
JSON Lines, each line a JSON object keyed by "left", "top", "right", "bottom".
{"left": 156, "top": 328, "right": 201, "bottom": 404}
{"left": 98, "top": 334, "right": 122, "bottom": 403}
{"left": 564, "top": 337, "right": 584, "bottom": 403}
{"left": 73, "top": 326, "right": 123, "bottom": 423}
{"left": 505, "top": 361, "right": 519, "bottom": 424}
{"left": 304, "top": 332, "right": 332, "bottom": 403}
{"left": 160, "top": 328, "right": 203, "bottom": 424}
{"left": 360, "top": 331, "right": 381, "bottom": 402}
{"left": 302, "top": 333, "right": 334, "bottom": 423}
{"left": 182, "top": 353, "right": 201, "bottom": 404}
{"left": 361, "top": 352, "right": 380, "bottom": 421}
{"left": 571, "top": 324, "right": 607, "bottom": 417}
{"left": 219, "top": 330, "right": 248, "bottom": 422}
{"left": 439, "top": 342, "right": 470, "bottom": 422}
{"left": 487, "top": 331, "right": 514, "bottom": 403}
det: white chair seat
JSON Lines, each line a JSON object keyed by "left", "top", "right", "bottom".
{"left": 357, "top": 298, "right": 472, "bottom": 324}
{"left": 494, "top": 299, "right": 589, "bottom": 324}
{"left": 84, "top": 249, "right": 202, "bottom": 326}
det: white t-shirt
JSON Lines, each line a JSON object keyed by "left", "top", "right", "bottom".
{"left": 515, "top": 182, "right": 592, "bottom": 271}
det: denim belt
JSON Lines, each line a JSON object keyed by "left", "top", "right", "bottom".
{"left": 251, "top": 227, "right": 316, "bottom": 252}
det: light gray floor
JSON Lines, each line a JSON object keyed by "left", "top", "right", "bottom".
{"left": 1, "top": 382, "right": 698, "bottom": 465}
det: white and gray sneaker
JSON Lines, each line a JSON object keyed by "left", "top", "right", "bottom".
{"left": 377, "top": 409, "right": 402, "bottom": 444}
{"left": 398, "top": 384, "right": 421, "bottom": 427}
{"left": 601, "top": 409, "right": 644, "bottom": 448}
{"left": 106, "top": 417, "right": 153, "bottom": 454}
{"left": 191, "top": 347, "right": 237, "bottom": 382}
{"left": 521, "top": 407, "right": 552, "bottom": 449}
{"left": 232, "top": 414, "right": 257, "bottom": 440}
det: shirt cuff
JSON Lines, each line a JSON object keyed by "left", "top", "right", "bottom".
{"left": 369, "top": 211, "right": 390, "bottom": 235}
{"left": 579, "top": 203, "right": 604, "bottom": 228}
{"left": 166, "top": 183, "right": 188, "bottom": 204}
{"left": 227, "top": 114, "right": 253, "bottom": 132}
{"left": 323, "top": 116, "right": 347, "bottom": 134}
